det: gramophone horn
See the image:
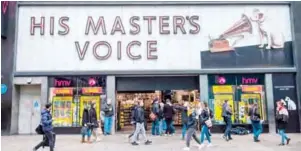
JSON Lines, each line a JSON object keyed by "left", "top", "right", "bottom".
{"left": 220, "top": 14, "right": 253, "bottom": 39}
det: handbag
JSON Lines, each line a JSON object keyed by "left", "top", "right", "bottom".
{"left": 205, "top": 109, "right": 213, "bottom": 128}
{"left": 35, "top": 124, "right": 44, "bottom": 135}
{"left": 149, "top": 112, "right": 157, "bottom": 121}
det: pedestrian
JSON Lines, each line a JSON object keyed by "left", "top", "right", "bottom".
{"left": 174, "top": 101, "right": 189, "bottom": 140}
{"left": 158, "top": 102, "right": 165, "bottom": 136}
{"left": 103, "top": 98, "right": 114, "bottom": 135}
{"left": 199, "top": 102, "right": 213, "bottom": 148}
{"left": 81, "top": 105, "right": 92, "bottom": 143}
{"left": 151, "top": 98, "right": 160, "bottom": 136}
{"left": 131, "top": 100, "right": 152, "bottom": 145}
{"left": 89, "top": 102, "right": 99, "bottom": 142}
{"left": 33, "top": 103, "right": 56, "bottom": 151}
{"left": 222, "top": 100, "right": 233, "bottom": 141}
{"left": 248, "top": 103, "right": 262, "bottom": 142}
{"left": 163, "top": 99, "right": 175, "bottom": 136}
{"left": 183, "top": 106, "right": 202, "bottom": 151}
{"left": 276, "top": 100, "right": 291, "bottom": 146}
{"left": 128, "top": 99, "right": 139, "bottom": 141}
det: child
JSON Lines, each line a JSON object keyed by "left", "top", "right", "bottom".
{"left": 183, "top": 107, "right": 202, "bottom": 151}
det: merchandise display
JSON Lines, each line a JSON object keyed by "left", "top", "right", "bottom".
{"left": 116, "top": 90, "right": 200, "bottom": 131}
{"left": 52, "top": 96, "right": 74, "bottom": 127}
{"left": 117, "top": 92, "right": 160, "bottom": 130}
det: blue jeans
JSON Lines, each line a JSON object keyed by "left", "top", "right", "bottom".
{"left": 251, "top": 121, "right": 262, "bottom": 141}
{"left": 278, "top": 129, "right": 288, "bottom": 144}
{"left": 159, "top": 119, "right": 164, "bottom": 135}
{"left": 223, "top": 117, "right": 232, "bottom": 139}
{"left": 104, "top": 116, "right": 113, "bottom": 134}
{"left": 182, "top": 123, "right": 188, "bottom": 139}
{"left": 171, "top": 121, "right": 175, "bottom": 134}
{"left": 151, "top": 119, "right": 160, "bottom": 135}
{"left": 200, "top": 125, "right": 211, "bottom": 143}
{"left": 163, "top": 119, "right": 167, "bottom": 133}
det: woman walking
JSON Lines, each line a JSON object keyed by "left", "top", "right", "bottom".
{"left": 183, "top": 106, "right": 202, "bottom": 151}
{"left": 249, "top": 103, "right": 262, "bottom": 142}
{"left": 199, "top": 102, "right": 213, "bottom": 148}
{"left": 276, "top": 100, "right": 291, "bottom": 146}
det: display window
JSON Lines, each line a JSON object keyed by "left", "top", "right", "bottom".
{"left": 208, "top": 74, "right": 267, "bottom": 125}
{"left": 48, "top": 76, "right": 106, "bottom": 127}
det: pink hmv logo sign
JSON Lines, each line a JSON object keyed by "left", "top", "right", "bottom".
{"left": 215, "top": 76, "right": 226, "bottom": 85}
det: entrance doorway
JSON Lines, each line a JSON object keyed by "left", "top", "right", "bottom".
{"left": 18, "top": 85, "right": 41, "bottom": 134}
{"left": 115, "top": 76, "right": 200, "bottom": 132}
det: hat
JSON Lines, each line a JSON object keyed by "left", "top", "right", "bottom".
{"left": 45, "top": 103, "right": 52, "bottom": 109}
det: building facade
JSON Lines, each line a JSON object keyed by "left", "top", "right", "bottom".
{"left": 7, "top": 1, "right": 301, "bottom": 134}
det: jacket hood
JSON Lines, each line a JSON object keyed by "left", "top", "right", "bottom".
{"left": 41, "top": 109, "right": 50, "bottom": 115}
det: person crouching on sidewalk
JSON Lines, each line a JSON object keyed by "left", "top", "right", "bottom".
{"left": 183, "top": 106, "right": 202, "bottom": 151}
{"left": 276, "top": 100, "right": 291, "bottom": 146}
{"left": 131, "top": 100, "right": 152, "bottom": 146}
{"left": 81, "top": 105, "right": 92, "bottom": 143}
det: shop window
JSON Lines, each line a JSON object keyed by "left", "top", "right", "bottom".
{"left": 48, "top": 76, "right": 106, "bottom": 127}
{"left": 208, "top": 74, "right": 267, "bottom": 125}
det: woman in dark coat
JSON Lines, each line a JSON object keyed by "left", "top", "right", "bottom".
{"left": 81, "top": 106, "right": 91, "bottom": 143}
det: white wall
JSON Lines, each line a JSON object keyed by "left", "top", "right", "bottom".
{"left": 16, "top": 5, "right": 292, "bottom": 72}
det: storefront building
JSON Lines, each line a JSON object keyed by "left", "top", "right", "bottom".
{"left": 9, "top": 1, "right": 301, "bottom": 134}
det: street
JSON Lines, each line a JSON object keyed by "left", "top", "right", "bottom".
{"left": 1, "top": 133, "right": 301, "bottom": 151}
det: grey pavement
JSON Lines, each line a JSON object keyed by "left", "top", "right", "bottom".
{"left": 1, "top": 133, "right": 301, "bottom": 151}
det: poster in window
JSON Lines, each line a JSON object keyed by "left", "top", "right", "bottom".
{"left": 52, "top": 96, "right": 73, "bottom": 127}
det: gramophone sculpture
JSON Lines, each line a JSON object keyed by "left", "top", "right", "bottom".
{"left": 209, "top": 14, "right": 253, "bottom": 53}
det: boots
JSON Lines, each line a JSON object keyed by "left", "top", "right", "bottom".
{"left": 87, "top": 137, "right": 92, "bottom": 144}
{"left": 81, "top": 136, "right": 85, "bottom": 143}
{"left": 50, "top": 147, "right": 54, "bottom": 151}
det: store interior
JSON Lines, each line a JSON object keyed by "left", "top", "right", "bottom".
{"left": 116, "top": 90, "right": 200, "bottom": 131}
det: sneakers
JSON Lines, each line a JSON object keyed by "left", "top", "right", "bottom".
{"left": 198, "top": 144, "right": 205, "bottom": 149}
{"left": 183, "top": 147, "right": 190, "bottom": 151}
{"left": 145, "top": 140, "right": 152, "bottom": 145}
{"left": 131, "top": 142, "right": 139, "bottom": 146}
{"left": 222, "top": 135, "right": 229, "bottom": 141}
{"left": 287, "top": 138, "right": 291, "bottom": 145}
{"left": 207, "top": 143, "right": 213, "bottom": 147}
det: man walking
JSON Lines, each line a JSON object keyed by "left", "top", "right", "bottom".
{"left": 131, "top": 100, "right": 152, "bottom": 145}
{"left": 33, "top": 103, "right": 55, "bottom": 151}
{"left": 249, "top": 103, "right": 262, "bottom": 142}
{"left": 222, "top": 100, "right": 233, "bottom": 141}
{"left": 103, "top": 99, "right": 114, "bottom": 135}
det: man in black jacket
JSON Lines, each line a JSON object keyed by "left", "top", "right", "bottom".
{"left": 131, "top": 100, "right": 152, "bottom": 146}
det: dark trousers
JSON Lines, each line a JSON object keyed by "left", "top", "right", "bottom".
{"left": 165, "top": 118, "right": 173, "bottom": 134}
{"left": 34, "top": 132, "right": 55, "bottom": 151}
{"left": 223, "top": 117, "right": 232, "bottom": 139}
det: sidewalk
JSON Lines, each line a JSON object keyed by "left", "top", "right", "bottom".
{"left": 1, "top": 133, "right": 301, "bottom": 151}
